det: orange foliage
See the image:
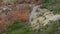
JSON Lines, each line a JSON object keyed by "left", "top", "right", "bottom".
{"left": 21, "top": 12, "right": 29, "bottom": 21}
{"left": 0, "top": 21, "right": 3, "bottom": 26}
{"left": 9, "top": 8, "right": 29, "bottom": 21}
{"left": 8, "top": 5, "right": 31, "bottom": 21}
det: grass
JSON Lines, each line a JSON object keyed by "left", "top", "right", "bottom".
{"left": 3, "top": 20, "right": 32, "bottom": 34}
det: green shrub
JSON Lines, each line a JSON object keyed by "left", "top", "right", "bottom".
{"left": 40, "top": 0, "right": 60, "bottom": 14}
{"left": 4, "top": 20, "right": 32, "bottom": 34}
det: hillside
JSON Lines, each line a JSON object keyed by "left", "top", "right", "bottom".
{"left": 0, "top": 0, "right": 60, "bottom": 34}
